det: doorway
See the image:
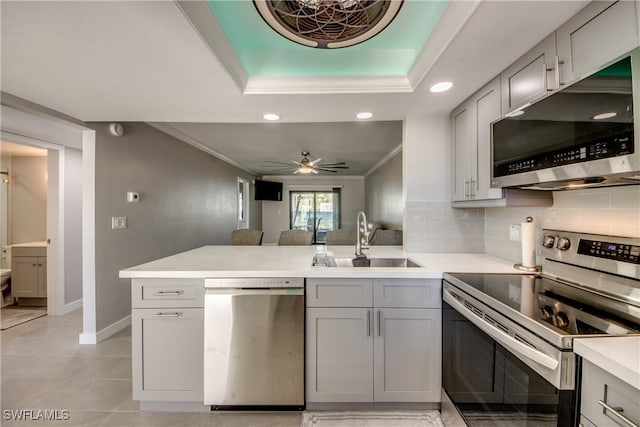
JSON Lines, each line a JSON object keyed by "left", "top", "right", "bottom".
{"left": 290, "top": 190, "right": 341, "bottom": 244}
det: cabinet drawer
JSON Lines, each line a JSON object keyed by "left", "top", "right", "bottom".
{"left": 581, "top": 360, "right": 640, "bottom": 427}
{"left": 132, "top": 278, "right": 205, "bottom": 308}
{"left": 374, "top": 279, "right": 441, "bottom": 308}
{"left": 306, "top": 278, "right": 373, "bottom": 307}
{"left": 12, "top": 246, "right": 47, "bottom": 257}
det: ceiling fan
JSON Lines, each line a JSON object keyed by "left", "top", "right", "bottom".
{"left": 264, "top": 151, "right": 349, "bottom": 174}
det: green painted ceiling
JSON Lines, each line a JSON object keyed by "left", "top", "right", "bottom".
{"left": 206, "top": 0, "right": 449, "bottom": 77}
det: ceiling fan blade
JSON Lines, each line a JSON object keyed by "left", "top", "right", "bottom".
{"left": 323, "top": 166, "right": 349, "bottom": 169}
{"left": 309, "top": 158, "right": 323, "bottom": 167}
{"left": 264, "top": 161, "right": 299, "bottom": 166}
{"left": 320, "top": 162, "right": 346, "bottom": 166}
{"left": 317, "top": 168, "right": 338, "bottom": 173}
{"left": 311, "top": 169, "right": 319, "bottom": 174}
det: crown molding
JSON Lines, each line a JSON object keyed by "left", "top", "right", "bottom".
{"left": 148, "top": 122, "right": 257, "bottom": 176}
{"left": 365, "top": 144, "right": 402, "bottom": 177}
{"left": 244, "top": 75, "right": 413, "bottom": 95}
{"left": 407, "top": 0, "right": 481, "bottom": 88}
{"left": 175, "top": 0, "right": 248, "bottom": 91}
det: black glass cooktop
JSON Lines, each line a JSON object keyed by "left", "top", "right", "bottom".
{"left": 445, "top": 273, "right": 640, "bottom": 338}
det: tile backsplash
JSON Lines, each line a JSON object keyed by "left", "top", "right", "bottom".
{"left": 484, "top": 186, "right": 640, "bottom": 262}
{"left": 405, "top": 201, "right": 484, "bottom": 253}
{"left": 405, "top": 186, "right": 639, "bottom": 261}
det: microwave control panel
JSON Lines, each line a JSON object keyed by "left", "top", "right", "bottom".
{"left": 494, "top": 129, "right": 633, "bottom": 177}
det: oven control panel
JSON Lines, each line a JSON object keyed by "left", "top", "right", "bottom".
{"left": 577, "top": 239, "right": 640, "bottom": 264}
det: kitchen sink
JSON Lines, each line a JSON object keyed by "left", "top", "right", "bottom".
{"left": 316, "top": 256, "right": 421, "bottom": 268}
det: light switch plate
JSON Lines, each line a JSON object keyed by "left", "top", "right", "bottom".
{"left": 112, "top": 216, "right": 127, "bottom": 229}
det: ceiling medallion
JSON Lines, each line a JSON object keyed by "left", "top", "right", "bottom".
{"left": 254, "top": 0, "right": 404, "bottom": 49}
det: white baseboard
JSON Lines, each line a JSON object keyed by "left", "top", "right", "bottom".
{"left": 78, "top": 314, "right": 131, "bottom": 345}
{"left": 61, "top": 298, "right": 82, "bottom": 315}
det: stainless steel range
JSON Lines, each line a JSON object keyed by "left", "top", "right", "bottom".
{"left": 442, "top": 229, "right": 640, "bottom": 427}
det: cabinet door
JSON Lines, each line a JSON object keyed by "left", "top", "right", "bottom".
{"left": 37, "top": 257, "right": 47, "bottom": 297}
{"left": 450, "top": 102, "right": 473, "bottom": 202}
{"left": 132, "top": 308, "right": 204, "bottom": 401}
{"left": 373, "top": 308, "right": 441, "bottom": 402}
{"left": 473, "top": 77, "right": 503, "bottom": 201}
{"left": 11, "top": 256, "right": 40, "bottom": 298}
{"left": 557, "top": 1, "right": 639, "bottom": 85}
{"left": 306, "top": 307, "right": 373, "bottom": 402}
{"left": 501, "top": 33, "right": 557, "bottom": 114}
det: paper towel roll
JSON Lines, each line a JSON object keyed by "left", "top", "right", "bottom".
{"left": 521, "top": 218, "right": 536, "bottom": 268}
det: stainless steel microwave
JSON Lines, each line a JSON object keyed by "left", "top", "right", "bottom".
{"left": 491, "top": 49, "right": 640, "bottom": 190}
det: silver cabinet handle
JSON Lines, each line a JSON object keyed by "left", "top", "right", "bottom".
{"left": 367, "top": 310, "right": 371, "bottom": 337}
{"left": 555, "top": 55, "right": 565, "bottom": 87}
{"left": 543, "top": 62, "right": 549, "bottom": 92}
{"left": 598, "top": 400, "right": 638, "bottom": 427}
{"left": 377, "top": 310, "right": 381, "bottom": 337}
{"left": 464, "top": 178, "right": 469, "bottom": 199}
{"left": 152, "top": 312, "right": 182, "bottom": 318}
{"left": 469, "top": 178, "right": 476, "bottom": 199}
{"left": 153, "top": 290, "right": 184, "bottom": 296}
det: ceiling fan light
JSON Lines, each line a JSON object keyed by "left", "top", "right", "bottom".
{"left": 298, "top": 166, "right": 315, "bottom": 174}
{"left": 263, "top": 113, "right": 281, "bottom": 121}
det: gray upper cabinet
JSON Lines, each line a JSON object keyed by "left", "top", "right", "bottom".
{"left": 501, "top": 33, "right": 558, "bottom": 115}
{"left": 557, "top": 1, "right": 639, "bottom": 86}
{"left": 451, "top": 77, "right": 503, "bottom": 203}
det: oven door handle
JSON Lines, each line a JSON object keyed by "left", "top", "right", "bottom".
{"left": 444, "top": 288, "right": 559, "bottom": 371}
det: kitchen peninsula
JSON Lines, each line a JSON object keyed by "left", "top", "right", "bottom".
{"left": 120, "top": 245, "right": 520, "bottom": 411}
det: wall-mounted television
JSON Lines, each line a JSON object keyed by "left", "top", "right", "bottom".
{"left": 254, "top": 180, "right": 283, "bottom": 201}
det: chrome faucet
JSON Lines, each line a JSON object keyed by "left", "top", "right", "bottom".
{"left": 355, "top": 211, "right": 369, "bottom": 258}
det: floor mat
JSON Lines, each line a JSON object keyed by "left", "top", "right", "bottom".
{"left": 301, "top": 411, "right": 443, "bottom": 427}
{"left": 0, "top": 306, "right": 47, "bottom": 330}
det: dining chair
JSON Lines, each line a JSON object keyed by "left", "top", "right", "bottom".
{"left": 230, "top": 229, "right": 264, "bottom": 245}
{"left": 278, "top": 230, "right": 313, "bottom": 245}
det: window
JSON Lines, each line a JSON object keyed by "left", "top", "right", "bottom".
{"left": 237, "top": 178, "right": 250, "bottom": 229}
{"left": 290, "top": 190, "right": 340, "bottom": 244}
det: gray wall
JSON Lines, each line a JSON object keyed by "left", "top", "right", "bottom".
{"left": 92, "top": 122, "right": 259, "bottom": 331}
{"left": 64, "top": 147, "right": 83, "bottom": 303}
{"left": 10, "top": 155, "right": 47, "bottom": 243}
{"left": 365, "top": 151, "right": 403, "bottom": 229}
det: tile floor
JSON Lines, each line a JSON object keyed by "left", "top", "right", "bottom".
{"left": 1, "top": 309, "right": 301, "bottom": 426}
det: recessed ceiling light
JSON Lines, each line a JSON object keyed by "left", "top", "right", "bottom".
{"left": 591, "top": 112, "right": 617, "bottom": 120}
{"left": 356, "top": 112, "right": 373, "bottom": 119}
{"left": 263, "top": 113, "right": 280, "bottom": 121}
{"left": 430, "top": 81, "right": 453, "bottom": 93}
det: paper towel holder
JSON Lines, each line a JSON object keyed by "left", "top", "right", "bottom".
{"left": 514, "top": 216, "right": 542, "bottom": 273}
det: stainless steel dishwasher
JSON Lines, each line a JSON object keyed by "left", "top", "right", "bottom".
{"left": 203, "top": 278, "right": 304, "bottom": 408}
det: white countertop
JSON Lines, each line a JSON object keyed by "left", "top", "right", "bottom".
{"left": 574, "top": 336, "right": 640, "bottom": 390}
{"left": 119, "top": 245, "right": 521, "bottom": 279}
{"left": 10, "top": 241, "right": 48, "bottom": 248}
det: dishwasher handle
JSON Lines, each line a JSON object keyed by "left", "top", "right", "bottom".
{"left": 205, "top": 287, "right": 303, "bottom": 296}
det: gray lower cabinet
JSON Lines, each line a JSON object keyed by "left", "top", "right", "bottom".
{"left": 580, "top": 360, "right": 639, "bottom": 427}
{"left": 131, "top": 279, "right": 205, "bottom": 402}
{"left": 306, "top": 278, "right": 441, "bottom": 403}
{"left": 12, "top": 246, "right": 47, "bottom": 299}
